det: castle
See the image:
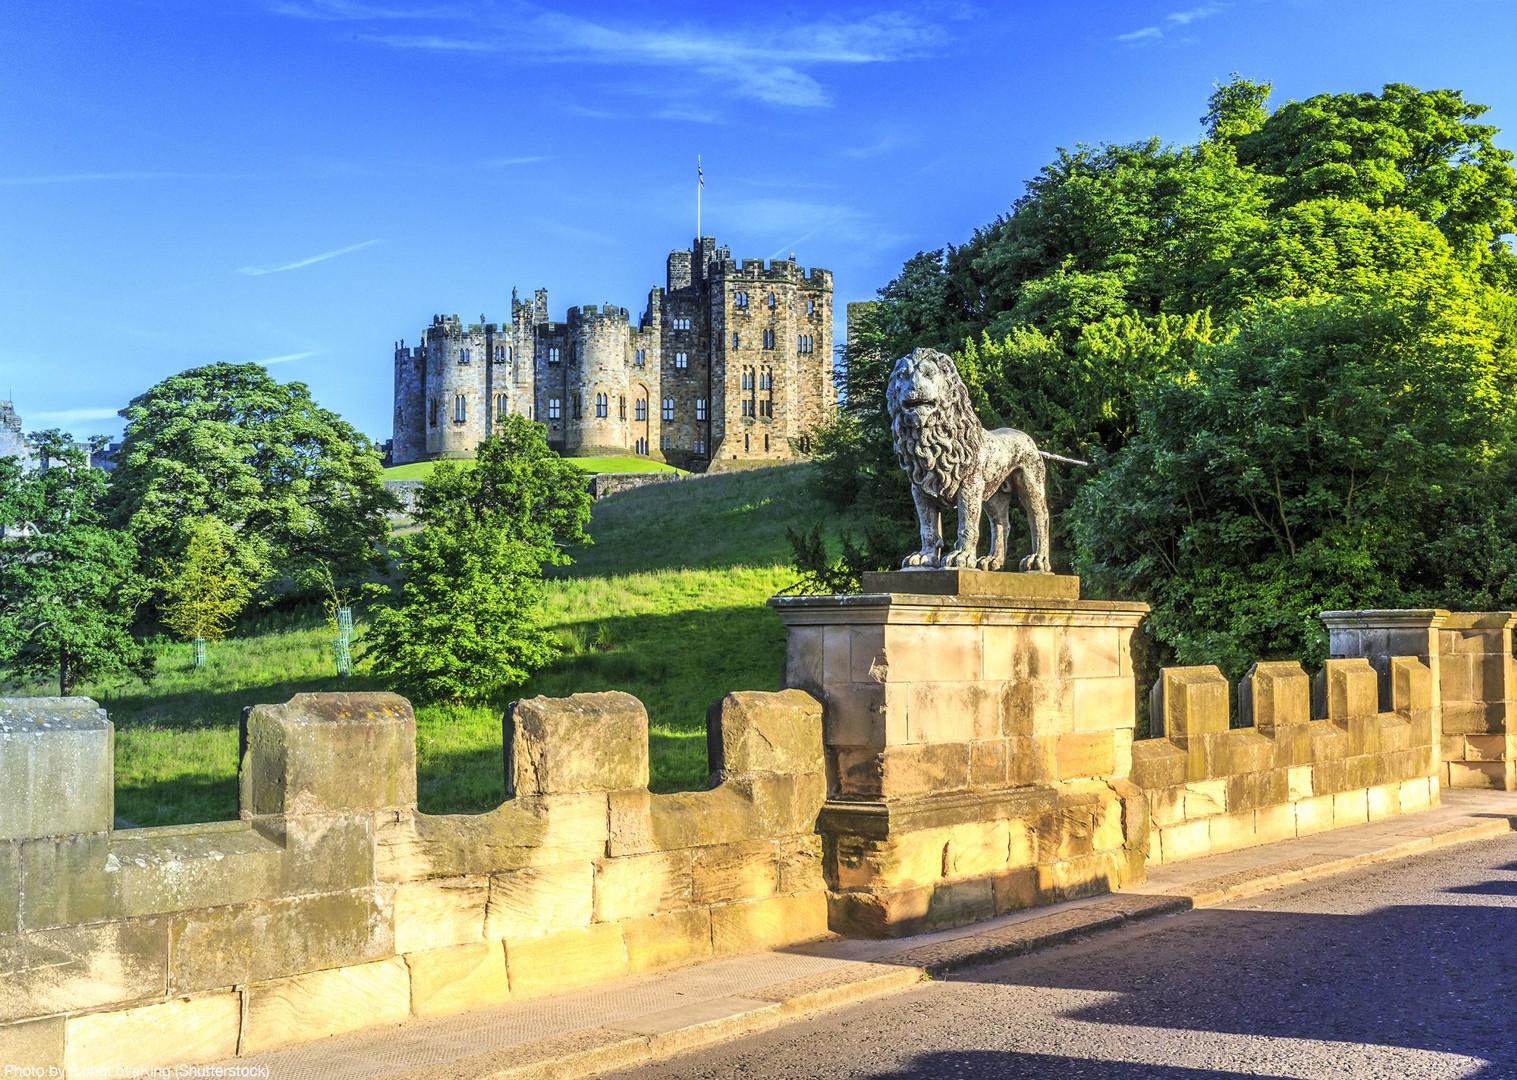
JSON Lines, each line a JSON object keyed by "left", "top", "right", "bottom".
{"left": 391, "top": 237, "right": 835, "bottom": 470}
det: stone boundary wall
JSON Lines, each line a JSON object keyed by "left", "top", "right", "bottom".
{"left": 0, "top": 689, "right": 828, "bottom": 1075}
{"left": 1134, "top": 657, "right": 1437, "bottom": 864}
{"left": 585, "top": 471, "right": 685, "bottom": 500}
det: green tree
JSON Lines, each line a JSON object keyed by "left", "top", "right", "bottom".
{"left": 0, "top": 432, "right": 153, "bottom": 694}
{"left": 362, "top": 416, "right": 592, "bottom": 704}
{"left": 158, "top": 517, "right": 259, "bottom": 649}
{"left": 1070, "top": 290, "right": 1517, "bottom": 677}
{"left": 107, "top": 363, "right": 395, "bottom": 601}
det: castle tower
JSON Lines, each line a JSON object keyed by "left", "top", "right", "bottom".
{"left": 391, "top": 341, "right": 427, "bottom": 466}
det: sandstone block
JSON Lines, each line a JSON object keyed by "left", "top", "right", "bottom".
{"left": 508, "top": 692, "right": 649, "bottom": 796}
{"left": 484, "top": 862, "right": 594, "bottom": 940}
{"left": 992, "top": 866, "right": 1041, "bottom": 913}
{"left": 1053, "top": 732, "right": 1116, "bottom": 780}
{"left": 1367, "top": 782, "right": 1401, "bottom": 821}
{"left": 0, "top": 844, "right": 15, "bottom": 935}
{"left": 776, "top": 836, "right": 825, "bottom": 894}
{"left": 405, "top": 942, "right": 509, "bottom": 1017}
{"left": 691, "top": 842, "right": 778, "bottom": 905}
{"left": 1390, "top": 657, "right": 1432, "bottom": 714}
{"left": 1183, "top": 778, "right": 1228, "bottom": 819}
{"left": 1254, "top": 802, "right": 1295, "bottom": 844}
{"left": 820, "top": 682, "right": 885, "bottom": 747}
{"left": 946, "top": 819, "right": 1012, "bottom": 880}
{"left": 879, "top": 744, "right": 972, "bottom": 798}
{"left": 0, "top": 698, "right": 113, "bottom": 840}
{"left": 1207, "top": 810, "right": 1257, "bottom": 854}
{"left": 927, "top": 878, "right": 996, "bottom": 930}
{"left": 784, "top": 626, "right": 824, "bottom": 696}
{"left": 0, "top": 1017, "right": 62, "bottom": 1073}
{"left": 885, "top": 624, "right": 983, "bottom": 684}
{"left": 708, "top": 689, "right": 822, "bottom": 779}
{"left": 1400, "top": 776, "right": 1434, "bottom": 812}
{"left": 822, "top": 626, "right": 851, "bottom": 684}
{"left": 244, "top": 957, "right": 410, "bottom": 1054}
{"left": 0, "top": 918, "right": 170, "bottom": 1022}
{"left": 1295, "top": 793, "right": 1336, "bottom": 835}
{"left": 66, "top": 992, "right": 240, "bottom": 1077}
{"left": 507, "top": 923, "right": 627, "bottom": 1000}
{"left": 1158, "top": 818, "right": 1210, "bottom": 862}
{"left": 1323, "top": 659, "right": 1380, "bottom": 720}
{"left": 393, "top": 877, "right": 488, "bottom": 954}
{"left": 832, "top": 746, "right": 885, "bottom": 798}
{"left": 1147, "top": 786, "right": 1187, "bottom": 828}
{"left": 1155, "top": 667, "right": 1228, "bottom": 739}
{"left": 1067, "top": 627, "right": 1123, "bottom": 679}
{"left": 969, "top": 739, "right": 1010, "bottom": 789}
{"left": 1131, "top": 741, "right": 1187, "bottom": 789}
{"left": 169, "top": 888, "right": 393, "bottom": 995}
{"left": 242, "top": 693, "right": 416, "bottom": 817}
{"left": 711, "top": 892, "right": 828, "bottom": 956}
{"left": 622, "top": 907, "right": 712, "bottom": 973}
{"left": 1072, "top": 676, "right": 1134, "bottom": 733}
{"left": 1243, "top": 662, "right": 1311, "bottom": 733}
{"left": 593, "top": 850, "right": 694, "bottom": 923}
{"left": 1446, "top": 760, "right": 1511, "bottom": 789}
{"left": 826, "top": 886, "right": 933, "bottom": 939}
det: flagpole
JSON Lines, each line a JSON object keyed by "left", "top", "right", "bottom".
{"left": 696, "top": 155, "right": 702, "bottom": 241}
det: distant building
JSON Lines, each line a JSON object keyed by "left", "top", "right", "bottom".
{"left": 0, "top": 402, "right": 38, "bottom": 471}
{"left": 391, "top": 237, "right": 835, "bottom": 470}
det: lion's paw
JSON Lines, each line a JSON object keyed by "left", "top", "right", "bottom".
{"left": 902, "top": 551, "right": 938, "bottom": 569}
{"left": 942, "top": 550, "right": 976, "bottom": 568}
{"left": 1018, "top": 553, "right": 1052, "bottom": 574}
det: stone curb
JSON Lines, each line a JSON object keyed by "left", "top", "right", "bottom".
{"left": 393, "top": 812, "right": 1517, "bottom": 1080}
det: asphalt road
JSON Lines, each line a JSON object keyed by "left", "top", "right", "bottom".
{"left": 602, "top": 833, "right": 1517, "bottom": 1080}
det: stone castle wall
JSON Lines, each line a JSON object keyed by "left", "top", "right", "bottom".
{"left": 391, "top": 238, "right": 836, "bottom": 470}
{"left": 0, "top": 690, "right": 828, "bottom": 1074}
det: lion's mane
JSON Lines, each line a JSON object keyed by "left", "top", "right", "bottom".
{"left": 886, "top": 348, "right": 985, "bottom": 504}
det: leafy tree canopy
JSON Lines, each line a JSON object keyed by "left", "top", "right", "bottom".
{"left": 158, "top": 517, "right": 259, "bottom": 645}
{"left": 0, "top": 432, "right": 152, "bottom": 694}
{"left": 362, "top": 418, "right": 592, "bottom": 704}
{"left": 107, "top": 363, "right": 395, "bottom": 599}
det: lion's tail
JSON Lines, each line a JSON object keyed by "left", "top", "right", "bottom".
{"left": 1039, "top": 451, "right": 1089, "bottom": 467}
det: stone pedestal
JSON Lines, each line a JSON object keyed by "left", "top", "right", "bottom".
{"left": 770, "top": 570, "right": 1149, "bottom": 937}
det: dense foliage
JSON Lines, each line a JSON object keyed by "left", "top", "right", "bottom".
{"left": 0, "top": 432, "right": 153, "bottom": 694}
{"left": 362, "top": 415, "right": 593, "bottom": 703}
{"left": 107, "top": 363, "right": 395, "bottom": 603}
{"left": 158, "top": 517, "right": 259, "bottom": 645}
{"left": 813, "top": 78, "right": 1517, "bottom": 674}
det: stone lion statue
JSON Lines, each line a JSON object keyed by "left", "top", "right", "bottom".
{"left": 886, "top": 348, "right": 1081, "bottom": 573}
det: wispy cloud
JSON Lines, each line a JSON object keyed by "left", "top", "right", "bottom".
{"left": 30, "top": 407, "right": 122, "bottom": 424}
{"left": 256, "top": 350, "right": 319, "bottom": 365}
{"left": 479, "top": 156, "right": 547, "bottom": 168}
{"left": 1117, "top": 3, "right": 1226, "bottom": 44}
{"left": 1115, "top": 26, "right": 1163, "bottom": 43}
{"left": 276, "top": 4, "right": 946, "bottom": 109}
{"left": 237, "top": 239, "right": 382, "bottom": 276}
{"left": 1167, "top": 4, "right": 1224, "bottom": 25}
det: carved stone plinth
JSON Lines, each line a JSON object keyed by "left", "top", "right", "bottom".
{"left": 770, "top": 577, "right": 1150, "bottom": 936}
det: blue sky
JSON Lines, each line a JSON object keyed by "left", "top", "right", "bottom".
{"left": 3, "top": 0, "right": 1516, "bottom": 444}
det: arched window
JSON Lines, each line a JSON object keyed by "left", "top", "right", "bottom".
{"left": 595, "top": 393, "right": 608, "bottom": 418}
{"left": 454, "top": 394, "right": 466, "bottom": 423}
{"left": 661, "top": 397, "right": 675, "bottom": 422}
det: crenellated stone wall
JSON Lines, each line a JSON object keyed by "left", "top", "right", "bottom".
{"left": 0, "top": 689, "right": 828, "bottom": 1075}
{"left": 1135, "top": 657, "right": 1438, "bottom": 864}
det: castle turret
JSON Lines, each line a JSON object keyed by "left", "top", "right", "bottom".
{"left": 391, "top": 340, "right": 427, "bottom": 466}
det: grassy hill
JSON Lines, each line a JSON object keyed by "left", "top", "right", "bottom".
{"left": 383, "top": 456, "right": 684, "bottom": 481}
{"left": 61, "top": 464, "right": 841, "bottom": 827}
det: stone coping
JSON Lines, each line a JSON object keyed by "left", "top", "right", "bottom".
{"left": 859, "top": 570, "right": 1080, "bottom": 600}
{"left": 0, "top": 697, "right": 109, "bottom": 732}
{"left": 770, "top": 592, "right": 1149, "bottom": 624}
{"left": 1319, "top": 609, "right": 1450, "bottom": 629}
{"left": 817, "top": 786, "right": 1060, "bottom": 840}
{"left": 1441, "top": 611, "right": 1517, "bottom": 631}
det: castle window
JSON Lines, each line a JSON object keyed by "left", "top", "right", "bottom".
{"left": 798, "top": 335, "right": 814, "bottom": 354}
{"left": 454, "top": 394, "right": 467, "bottom": 423}
{"left": 633, "top": 348, "right": 645, "bottom": 366}
{"left": 672, "top": 317, "right": 692, "bottom": 331}
{"left": 767, "top": 292, "right": 775, "bottom": 310}
{"left": 494, "top": 345, "right": 505, "bottom": 362}
{"left": 548, "top": 398, "right": 562, "bottom": 420}
{"left": 764, "top": 434, "right": 770, "bottom": 451}
{"left": 528, "top": 404, "right": 534, "bottom": 421}
{"left": 742, "top": 399, "right": 754, "bottom": 418}
{"left": 694, "top": 437, "right": 706, "bottom": 454}
{"left": 595, "top": 393, "right": 608, "bottom": 418}
{"left": 761, "top": 329, "right": 775, "bottom": 350}
{"left": 759, "top": 368, "right": 772, "bottom": 391}
{"left": 635, "top": 436, "right": 647, "bottom": 455}
{"left": 807, "top": 298, "right": 815, "bottom": 315}
{"left": 428, "top": 397, "right": 438, "bottom": 429}
{"left": 675, "top": 351, "right": 688, "bottom": 369}
{"left": 635, "top": 398, "right": 647, "bottom": 421}
{"left": 573, "top": 394, "right": 583, "bottom": 420}
{"left": 741, "top": 369, "right": 754, "bottom": 391}
{"left": 459, "top": 348, "right": 470, "bottom": 365}
{"left": 732, "top": 332, "right": 740, "bottom": 349}
{"left": 494, "top": 393, "right": 508, "bottom": 420}
{"left": 548, "top": 347, "right": 561, "bottom": 364}
{"left": 734, "top": 291, "right": 748, "bottom": 308}
{"left": 618, "top": 395, "right": 627, "bottom": 420}
{"left": 661, "top": 397, "right": 674, "bottom": 422}
{"left": 696, "top": 398, "right": 707, "bottom": 422}
{"left": 744, "top": 434, "right": 750, "bottom": 452}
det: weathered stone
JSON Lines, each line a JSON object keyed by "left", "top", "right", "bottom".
{"left": 0, "top": 844, "right": 15, "bottom": 935}
{"left": 711, "top": 892, "right": 828, "bottom": 956}
{"left": 1154, "top": 667, "right": 1229, "bottom": 740}
{"left": 242, "top": 693, "right": 416, "bottom": 817}
{"left": 0, "top": 698, "right": 113, "bottom": 840}
{"left": 1242, "top": 661, "right": 1311, "bottom": 733}
{"left": 708, "top": 689, "right": 823, "bottom": 779}
{"left": 691, "top": 841, "right": 779, "bottom": 905}
{"left": 169, "top": 888, "right": 394, "bottom": 994}
{"left": 622, "top": 907, "right": 712, "bottom": 973}
{"left": 244, "top": 957, "right": 411, "bottom": 1054}
{"left": 0, "top": 1017, "right": 63, "bottom": 1073}
{"left": 393, "top": 877, "right": 488, "bottom": 954}
{"left": 66, "top": 992, "right": 241, "bottom": 1076}
{"left": 0, "top": 919, "right": 169, "bottom": 1022}
{"left": 508, "top": 692, "right": 649, "bottom": 796}
{"left": 384, "top": 800, "right": 548, "bottom": 880}
{"left": 405, "top": 942, "right": 509, "bottom": 1017}
{"left": 484, "top": 862, "right": 594, "bottom": 940}
{"left": 506, "top": 923, "right": 627, "bottom": 1000}
{"left": 862, "top": 569, "right": 1080, "bottom": 600}
{"left": 593, "top": 850, "right": 694, "bottom": 922}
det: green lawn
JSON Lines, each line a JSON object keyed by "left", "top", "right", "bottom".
{"left": 39, "top": 464, "right": 846, "bottom": 827}
{"left": 383, "top": 455, "right": 683, "bottom": 481}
